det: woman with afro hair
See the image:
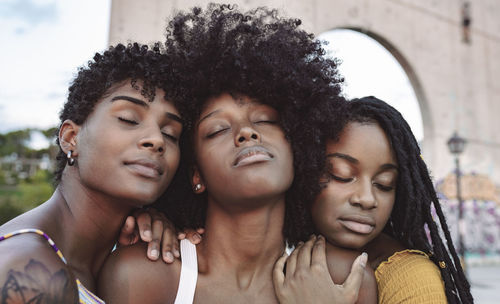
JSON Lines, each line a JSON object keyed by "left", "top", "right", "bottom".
{"left": 98, "top": 4, "right": 375, "bottom": 304}
{"left": 0, "top": 43, "right": 185, "bottom": 303}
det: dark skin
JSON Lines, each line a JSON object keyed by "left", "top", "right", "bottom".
{"left": 311, "top": 122, "right": 404, "bottom": 270}
{"left": 99, "top": 94, "right": 369, "bottom": 304}
{"left": 274, "top": 122, "right": 406, "bottom": 303}
{"left": 0, "top": 82, "right": 182, "bottom": 301}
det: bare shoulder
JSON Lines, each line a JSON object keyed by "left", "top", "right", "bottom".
{"left": 0, "top": 232, "right": 79, "bottom": 303}
{"left": 98, "top": 241, "right": 181, "bottom": 304}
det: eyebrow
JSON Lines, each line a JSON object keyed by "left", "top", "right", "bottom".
{"left": 197, "top": 109, "right": 221, "bottom": 127}
{"left": 111, "top": 95, "right": 183, "bottom": 124}
{"left": 380, "top": 163, "right": 398, "bottom": 171}
{"left": 111, "top": 95, "right": 148, "bottom": 107}
{"left": 326, "top": 153, "right": 359, "bottom": 164}
{"left": 327, "top": 153, "right": 398, "bottom": 172}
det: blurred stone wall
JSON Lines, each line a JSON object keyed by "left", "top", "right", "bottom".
{"left": 108, "top": 0, "right": 500, "bottom": 186}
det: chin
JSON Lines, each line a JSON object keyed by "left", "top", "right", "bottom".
{"left": 330, "top": 235, "right": 368, "bottom": 250}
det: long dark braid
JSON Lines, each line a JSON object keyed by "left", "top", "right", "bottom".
{"left": 342, "top": 96, "right": 473, "bottom": 303}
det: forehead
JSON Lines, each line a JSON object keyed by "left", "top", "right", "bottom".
{"left": 200, "top": 93, "right": 271, "bottom": 114}
{"left": 327, "top": 122, "right": 396, "bottom": 164}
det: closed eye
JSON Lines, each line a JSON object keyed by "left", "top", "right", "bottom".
{"left": 254, "top": 120, "right": 277, "bottom": 125}
{"left": 206, "top": 128, "right": 229, "bottom": 138}
{"left": 118, "top": 117, "right": 138, "bottom": 125}
{"left": 329, "top": 173, "right": 353, "bottom": 183}
{"left": 374, "top": 183, "right": 394, "bottom": 192}
{"left": 162, "top": 132, "right": 178, "bottom": 143}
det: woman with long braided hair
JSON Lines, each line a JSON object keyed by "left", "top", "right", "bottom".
{"left": 275, "top": 96, "right": 473, "bottom": 303}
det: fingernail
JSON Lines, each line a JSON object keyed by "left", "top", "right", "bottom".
{"left": 193, "top": 234, "right": 201, "bottom": 242}
{"left": 173, "top": 249, "right": 180, "bottom": 257}
{"left": 144, "top": 230, "right": 152, "bottom": 239}
{"left": 359, "top": 252, "right": 368, "bottom": 268}
{"left": 166, "top": 251, "right": 174, "bottom": 262}
{"left": 150, "top": 249, "right": 159, "bottom": 259}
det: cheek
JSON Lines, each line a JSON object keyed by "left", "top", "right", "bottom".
{"left": 311, "top": 189, "right": 339, "bottom": 229}
{"left": 376, "top": 193, "right": 396, "bottom": 225}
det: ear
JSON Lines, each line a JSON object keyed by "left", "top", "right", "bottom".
{"left": 191, "top": 166, "right": 206, "bottom": 194}
{"left": 59, "top": 119, "right": 81, "bottom": 156}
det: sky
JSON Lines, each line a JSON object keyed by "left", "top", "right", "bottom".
{"left": 0, "top": 0, "right": 111, "bottom": 134}
{"left": 0, "top": 1, "right": 423, "bottom": 148}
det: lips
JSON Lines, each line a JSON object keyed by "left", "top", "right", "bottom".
{"left": 338, "top": 215, "right": 375, "bottom": 235}
{"left": 233, "top": 146, "right": 274, "bottom": 167}
{"left": 124, "top": 158, "right": 164, "bottom": 179}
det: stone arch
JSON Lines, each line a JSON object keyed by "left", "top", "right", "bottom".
{"left": 320, "top": 26, "right": 433, "bottom": 146}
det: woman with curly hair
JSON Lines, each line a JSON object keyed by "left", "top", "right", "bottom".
{"left": 99, "top": 4, "right": 374, "bottom": 303}
{"left": 0, "top": 43, "right": 184, "bottom": 303}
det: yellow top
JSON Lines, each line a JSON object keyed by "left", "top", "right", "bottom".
{"left": 375, "top": 249, "right": 447, "bottom": 304}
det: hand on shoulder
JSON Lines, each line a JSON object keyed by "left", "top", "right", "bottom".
{"left": 273, "top": 235, "right": 375, "bottom": 304}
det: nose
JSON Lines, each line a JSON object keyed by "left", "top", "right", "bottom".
{"left": 234, "top": 125, "right": 261, "bottom": 146}
{"left": 349, "top": 178, "right": 377, "bottom": 209}
{"left": 138, "top": 125, "right": 166, "bottom": 154}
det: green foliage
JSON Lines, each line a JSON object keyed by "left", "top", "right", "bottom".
{"left": 0, "top": 170, "right": 54, "bottom": 225}
{"left": 0, "top": 128, "right": 56, "bottom": 225}
{"left": 0, "top": 129, "right": 32, "bottom": 156}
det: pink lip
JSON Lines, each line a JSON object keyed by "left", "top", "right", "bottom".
{"left": 124, "top": 159, "right": 164, "bottom": 179}
{"left": 233, "top": 146, "right": 274, "bottom": 167}
{"left": 339, "top": 215, "right": 375, "bottom": 235}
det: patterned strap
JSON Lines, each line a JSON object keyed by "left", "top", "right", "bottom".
{"left": 0, "top": 228, "right": 67, "bottom": 264}
{"left": 0, "top": 228, "right": 105, "bottom": 304}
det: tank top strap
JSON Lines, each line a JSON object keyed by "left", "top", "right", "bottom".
{"left": 0, "top": 228, "right": 68, "bottom": 264}
{"left": 174, "top": 239, "right": 198, "bottom": 304}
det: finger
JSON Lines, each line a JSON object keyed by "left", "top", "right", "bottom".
{"left": 160, "top": 222, "right": 177, "bottom": 263}
{"left": 286, "top": 241, "right": 303, "bottom": 276}
{"left": 137, "top": 212, "right": 153, "bottom": 242}
{"left": 177, "top": 232, "right": 186, "bottom": 240}
{"left": 272, "top": 252, "right": 288, "bottom": 292}
{"left": 311, "top": 235, "right": 327, "bottom": 266}
{"left": 342, "top": 252, "right": 368, "bottom": 298}
{"left": 296, "top": 235, "right": 316, "bottom": 270}
{"left": 186, "top": 230, "right": 202, "bottom": 245}
{"left": 117, "top": 216, "right": 138, "bottom": 246}
{"left": 146, "top": 219, "right": 164, "bottom": 261}
{"left": 196, "top": 228, "right": 205, "bottom": 235}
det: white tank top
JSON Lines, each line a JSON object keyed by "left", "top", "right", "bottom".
{"left": 174, "top": 239, "right": 198, "bottom": 304}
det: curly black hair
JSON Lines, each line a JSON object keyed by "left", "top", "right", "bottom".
{"left": 323, "top": 97, "right": 472, "bottom": 303}
{"left": 155, "top": 3, "right": 346, "bottom": 244}
{"left": 54, "top": 42, "right": 180, "bottom": 183}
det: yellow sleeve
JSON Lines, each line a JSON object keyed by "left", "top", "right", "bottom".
{"left": 375, "top": 250, "right": 447, "bottom": 304}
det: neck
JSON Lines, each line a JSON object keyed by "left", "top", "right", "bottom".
{"left": 198, "top": 196, "right": 286, "bottom": 289}
{"left": 44, "top": 172, "right": 134, "bottom": 281}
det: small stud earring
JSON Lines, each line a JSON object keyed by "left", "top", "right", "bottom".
{"left": 67, "top": 150, "right": 75, "bottom": 166}
{"left": 193, "top": 183, "right": 202, "bottom": 192}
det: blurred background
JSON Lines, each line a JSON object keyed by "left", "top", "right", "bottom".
{"left": 1, "top": 0, "right": 499, "bottom": 301}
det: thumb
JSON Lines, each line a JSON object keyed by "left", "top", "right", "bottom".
{"left": 342, "top": 252, "right": 367, "bottom": 299}
{"left": 118, "top": 216, "right": 138, "bottom": 246}
{"left": 272, "top": 252, "right": 288, "bottom": 290}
